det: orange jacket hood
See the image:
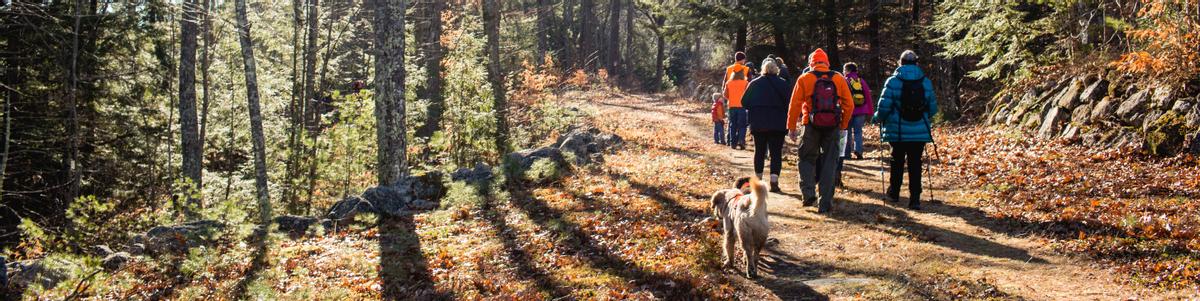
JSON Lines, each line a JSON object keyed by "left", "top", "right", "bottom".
{"left": 808, "top": 49, "right": 831, "bottom": 69}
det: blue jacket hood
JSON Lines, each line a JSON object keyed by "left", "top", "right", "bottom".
{"left": 894, "top": 64, "right": 925, "bottom": 81}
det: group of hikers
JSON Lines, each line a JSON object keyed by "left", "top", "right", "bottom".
{"left": 711, "top": 49, "right": 937, "bottom": 213}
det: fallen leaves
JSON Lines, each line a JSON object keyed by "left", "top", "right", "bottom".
{"left": 937, "top": 126, "right": 1200, "bottom": 288}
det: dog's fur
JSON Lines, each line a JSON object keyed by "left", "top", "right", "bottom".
{"left": 711, "top": 176, "right": 770, "bottom": 278}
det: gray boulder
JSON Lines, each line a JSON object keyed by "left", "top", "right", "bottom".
{"left": 274, "top": 215, "right": 319, "bottom": 236}
{"left": 125, "top": 243, "right": 145, "bottom": 255}
{"left": 1055, "top": 79, "right": 1084, "bottom": 109}
{"left": 358, "top": 172, "right": 445, "bottom": 217}
{"left": 91, "top": 245, "right": 114, "bottom": 257}
{"left": 508, "top": 147, "right": 568, "bottom": 170}
{"left": 139, "top": 220, "right": 225, "bottom": 255}
{"left": 1090, "top": 96, "right": 1118, "bottom": 121}
{"left": 1038, "top": 107, "right": 1068, "bottom": 139}
{"left": 6, "top": 258, "right": 77, "bottom": 290}
{"left": 363, "top": 185, "right": 412, "bottom": 216}
{"left": 1116, "top": 89, "right": 1151, "bottom": 121}
{"left": 1071, "top": 102, "right": 1094, "bottom": 125}
{"left": 556, "top": 127, "right": 623, "bottom": 164}
{"left": 506, "top": 147, "right": 571, "bottom": 183}
{"left": 101, "top": 252, "right": 131, "bottom": 271}
{"left": 1078, "top": 79, "right": 1108, "bottom": 104}
{"left": 451, "top": 163, "right": 494, "bottom": 184}
{"left": 327, "top": 196, "right": 372, "bottom": 222}
{"left": 1152, "top": 86, "right": 1175, "bottom": 109}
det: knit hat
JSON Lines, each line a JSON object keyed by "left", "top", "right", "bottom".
{"left": 900, "top": 50, "right": 919, "bottom": 64}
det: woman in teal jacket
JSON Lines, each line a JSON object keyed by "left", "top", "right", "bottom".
{"left": 873, "top": 50, "right": 937, "bottom": 210}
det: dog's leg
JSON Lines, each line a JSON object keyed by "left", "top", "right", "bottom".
{"left": 738, "top": 226, "right": 757, "bottom": 279}
{"left": 721, "top": 222, "right": 735, "bottom": 270}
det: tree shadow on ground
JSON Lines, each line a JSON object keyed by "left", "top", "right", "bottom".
{"left": 230, "top": 229, "right": 271, "bottom": 300}
{"left": 470, "top": 179, "right": 572, "bottom": 297}
{"left": 756, "top": 251, "right": 830, "bottom": 301}
{"left": 504, "top": 181, "right": 706, "bottom": 298}
{"left": 828, "top": 197, "right": 1048, "bottom": 263}
{"left": 378, "top": 214, "right": 444, "bottom": 300}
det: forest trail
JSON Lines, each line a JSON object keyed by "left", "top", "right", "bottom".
{"left": 572, "top": 90, "right": 1176, "bottom": 300}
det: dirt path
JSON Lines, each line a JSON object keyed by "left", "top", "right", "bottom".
{"left": 574, "top": 91, "right": 1178, "bottom": 300}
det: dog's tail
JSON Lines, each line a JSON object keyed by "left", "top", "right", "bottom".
{"left": 748, "top": 176, "right": 769, "bottom": 216}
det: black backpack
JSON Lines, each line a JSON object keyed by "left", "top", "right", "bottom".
{"left": 898, "top": 77, "right": 928, "bottom": 122}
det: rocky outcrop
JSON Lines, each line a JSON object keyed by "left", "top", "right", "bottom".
{"left": 988, "top": 69, "right": 1200, "bottom": 155}
{"left": 5, "top": 258, "right": 78, "bottom": 290}
{"left": 101, "top": 252, "right": 131, "bottom": 271}
{"left": 274, "top": 215, "right": 324, "bottom": 236}
{"left": 505, "top": 127, "right": 624, "bottom": 183}
{"left": 556, "top": 127, "right": 624, "bottom": 164}
{"left": 132, "top": 220, "right": 226, "bottom": 255}
{"left": 450, "top": 163, "right": 494, "bottom": 185}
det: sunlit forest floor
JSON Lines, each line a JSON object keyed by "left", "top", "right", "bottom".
{"left": 28, "top": 90, "right": 1200, "bottom": 300}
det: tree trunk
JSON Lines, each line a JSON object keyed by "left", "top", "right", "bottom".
{"left": 65, "top": 0, "right": 84, "bottom": 205}
{"left": 910, "top": 0, "right": 921, "bottom": 47}
{"left": 235, "top": 0, "right": 272, "bottom": 224}
{"left": 179, "top": 0, "right": 203, "bottom": 212}
{"left": 199, "top": 0, "right": 213, "bottom": 154}
{"left": 734, "top": 0, "right": 746, "bottom": 52}
{"left": 624, "top": 0, "right": 634, "bottom": 77}
{"left": 0, "top": 70, "right": 11, "bottom": 205}
{"left": 771, "top": 22, "right": 794, "bottom": 76}
{"left": 284, "top": 0, "right": 304, "bottom": 207}
{"left": 579, "top": 0, "right": 595, "bottom": 69}
{"left": 606, "top": 0, "right": 621, "bottom": 74}
{"left": 537, "top": 0, "right": 551, "bottom": 64}
{"left": 414, "top": 0, "right": 445, "bottom": 145}
{"left": 867, "top": 0, "right": 881, "bottom": 89}
{"left": 561, "top": 0, "right": 576, "bottom": 68}
{"left": 823, "top": 0, "right": 840, "bottom": 68}
{"left": 654, "top": 17, "right": 665, "bottom": 86}
{"left": 374, "top": 0, "right": 407, "bottom": 186}
{"left": 483, "top": 0, "right": 511, "bottom": 161}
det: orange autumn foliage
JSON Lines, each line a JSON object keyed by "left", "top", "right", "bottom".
{"left": 1111, "top": 0, "right": 1200, "bottom": 86}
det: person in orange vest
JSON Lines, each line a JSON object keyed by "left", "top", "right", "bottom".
{"left": 786, "top": 49, "right": 855, "bottom": 214}
{"left": 723, "top": 52, "right": 752, "bottom": 149}
{"left": 711, "top": 93, "right": 727, "bottom": 144}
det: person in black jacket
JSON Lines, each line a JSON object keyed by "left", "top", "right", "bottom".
{"left": 742, "top": 58, "right": 792, "bottom": 192}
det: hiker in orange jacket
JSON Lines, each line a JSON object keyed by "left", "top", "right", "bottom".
{"left": 785, "top": 48, "right": 854, "bottom": 213}
{"left": 723, "top": 52, "right": 751, "bottom": 149}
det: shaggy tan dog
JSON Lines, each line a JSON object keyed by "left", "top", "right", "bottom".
{"left": 711, "top": 176, "right": 770, "bottom": 278}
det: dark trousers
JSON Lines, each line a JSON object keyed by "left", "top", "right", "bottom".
{"left": 888, "top": 142, "right": 927, "bottom": 206}
{"left": 727, "top": 108, "right": 748, "bottom": 146}
{"left": 797, "top": 126, "right": 841, "bottom": 212}
{"left": 752, "top": 131, "right": 786, "bottom": 178}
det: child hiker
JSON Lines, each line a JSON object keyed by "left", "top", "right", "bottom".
{"left": 712, "top": 93, "right": 727, "bottom": 145}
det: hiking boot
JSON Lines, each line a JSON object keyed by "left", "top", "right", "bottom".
{"left": 908, "top": 203, "right": 922, "bottom": 210}
{"left": 854, "top": 152, "right": 864, "bottom": 160}
{"left": 802, "top": 197, "right": 817, "bottom": 207}
{"left": 769, "top": 182, "right": 782, "bottom": 193}
{"left": 884, "top": 194, "right": 899, "bottom": 203}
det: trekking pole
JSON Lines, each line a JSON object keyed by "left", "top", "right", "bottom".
{"left": 879, "top": 125, "right": 887, "bottom": 197}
